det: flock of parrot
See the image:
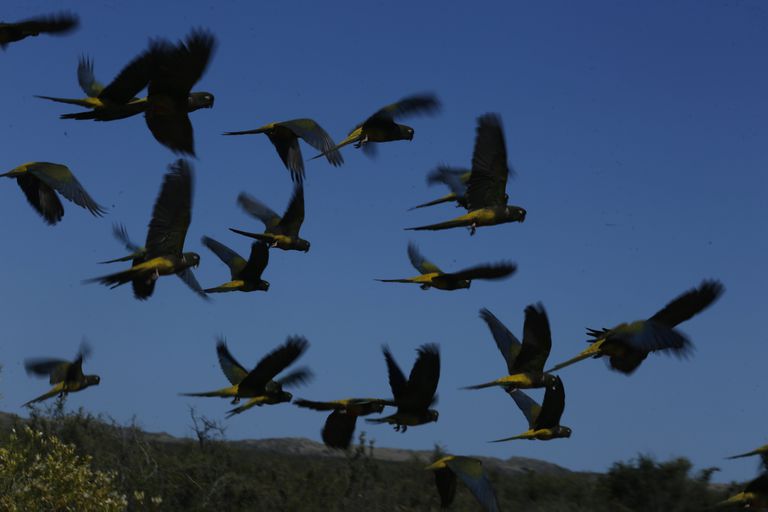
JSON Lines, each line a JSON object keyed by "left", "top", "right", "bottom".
{"left": 1, "top": 12, "right": 755, "bottom": 511}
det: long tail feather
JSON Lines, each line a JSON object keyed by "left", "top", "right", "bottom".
{"left": 223, "top": 128, "right": 268, "bottom": 136}
{"left": 405, "top": 218, "right": 470, "bottom": 231}
{"left": 408, "top": 193, "right": 458, "bottom": 211}
{"left": 23, "top": 387, "right": 64, "bottom": 407}
{"left": 228, "top": 228, "right": 272, "bottom": 242}
{"left": 310, "top": 133, "right": 358, "bottom": 161}
{"left": 35, "top": 95, "right": 94, "bottom": 107}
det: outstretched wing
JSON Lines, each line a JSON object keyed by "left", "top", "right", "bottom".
{"left": 148, "top": 29, "right": 215, "bottom": 99}
{"left": 280, "top": 119, "right": 344, "bottom": 168}
{"left": 146, "top": 159, "right": 193, "bottom": 258}
{"left": 446, "top": 457, "right": 500, "bottom": 512}
{"left": 77, "top": 55, "right": 104, "bottom": 97}
{"left": 15, "top": 174, "right": 64, "bottom": 225}
{"left": 202, "top": 236, "right": 246, "bottom": 279}
{"left": 237, "top": 192, "right": 281, "bottom": 229}
{"left": 427, "top": 166, "right": 470, "bottom": 196}
{"left": 277, "top": 184, "right": 305, "bottom": 237}
{"left": 382, "top": 345, "right": 408, "bottom": 403}
{"left": 448, "top": 262, "right": 517, "bottom": 282}
{"left": 99, "top": 43, "right": 158, "bottom": 104}
{"left": 293, "top": 399, "right": 341, "bottom": 411}
{"left": 615, "top": 322, "right": 693, "bottom": 359}
{"left": 407, "top": 242, "right": 442, "bottom": 275}
{"left": 511, "top": 303, "right": 552, "bottom": 373}
{"left": 145, "top": 29, "right": 216, "bottom": 155}
{"left": 176, "top": 268, "right": 209, "bottom": 301}
{"left": 10, "top": 12, "right": 79, "bottom": 37}
{"left": 648, "top": 280, "right": 724, "bottom": 328}
{"left": 534, "top": 376, "right": 566, "bottom": 430}
{"left": 24, "top": 358, "right": 71, "bottom": 384}
{"left": 112, "top": 223, "right": 142, "bottom": 253}
{"left": 215, "top": 338, "right": 249, "bottom": 385}
{"left": 479, "top": 308, "right": 522, "bottom": 375}
{"left": 239, "top": 242, "right": 269, "bottom": 283}
{"left": 466, "top": 114, "right": 510, "bottom": 210}
{"left": 506, "top": 388, "right": 542, "bottom": 430}
{"left": 240, "top": 336, "right": 309, "bottom": 390}
{"left": 322, "top": 410, "right": 358, "bottom": 450}
{"left": 365, "top": 93, "right": 441, "bottom": 124}
{"left": 276, "top": 367, "right": 313, "bottom": 388}
{"left": 27, "top": 162, "right": 106, "bottom": 217}
{"left": 405, "top": 343, "right": 440, "bottom": 410}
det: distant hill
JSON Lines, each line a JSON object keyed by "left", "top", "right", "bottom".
{"left": 0, "top": 409, "right": 571, "bottom": 475}
{"left": 0, "top": 409, "right": 729, "bottom": 511}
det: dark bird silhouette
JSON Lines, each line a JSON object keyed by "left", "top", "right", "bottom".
{"left": 491, "top": 375, "right": 572, "bottom": 442}
{"left": 0, "top": 12, "right": 78, "bottom": 49}
{"left": 294, "top": 398, "right": 395, "bottom": 449}
{"left": 465, "top": 304, "right": 556, "bottom": 390}
{"left": 409, "top": 166, "right": 471, "bottom": 211}
{"left": 23, "top": 342, "right": 100, "bottom": 406}
{"left": 313, "top": 93, "right": 440, "bottom": 159}
{"left": 84, "top": 159, "right": 206, "bottom": 300}
{"left": 425, "top": 456, "right": 500, "bottom": 512}
{"left": 548, "top": 280, "right": 725, "bottom": 374}
{"left": 229, "top": 183, "right": 310, "bottom": 252}
{"left": 37, "top": 54, "right": 214, "bottom": 122}
{"left": 377, "top": 242, "right": 516, "bottom": 291}
{"left": 180, "top": 336, "right": 312, "bottom": 418}
{"left": 1, "top": 162, "right": 106, "bottom": 225}
{"left": 367, "top": 344, "right": 440, "bottom": 432}
{"left": 224, "top": 119, "right": 342, "bottom": 183}
{"left": 202, "top": 237, "right": 270, "bottom": 293}
{"left": 407, "top": 114, "right": 526, "bottom": 234}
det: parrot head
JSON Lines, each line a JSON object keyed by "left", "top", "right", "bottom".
{"left": 181, "top": 252, "right": 201, "bottom": 268}
{"left": 295, "top": 238, "right": 310, "bottom": 252}
{"left": 505, "top": 206, "right": 527, "bottom": 223}
{"left": 398, "top": 124, "right": 415, "bottom": 141}
{"left": 257, "top": 280, "right": 270, "bottom": 292}
{"left": 187, "top": 92, "right": 215, "bottom": 111}
{"left": 85, "top": 374, "right": 101, "bottom": 387}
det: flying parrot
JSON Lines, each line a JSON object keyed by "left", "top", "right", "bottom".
{"left": 0, "top": 12, "right": 78, "bottom": 49}
{"left": 23, "top": 342, "right": 100, "bottom": 407}
{"left": 377, "top": 242, "right": 516, "bottom": 291}
{"left": 201, "top": 237, "right": 270, "bottom": 293}
{"left": 407, "top": 113, "right": 526, "bottom": 235}
{"left": 465, "top": 304, "right": 556, "bottom": 390}
{"left": 715, "top": 473, "right": 768, "bottom": 509}
{"left": 312, "top": 93, "right": 440, "bottom": 159}
{"left": 425, "top": 456, "right": 500, "bottom": 512}
{"left": 367, "top": 343, "right": 440, "bottom": 432}
{"left": 84, "top": 159, "right": 206, "bottom": 300}
{"left": 224, "top": 119, "right": 342, "bottom": 183}
{"left": 409, "top": 166, "right": 472, "bottom": 211}
{"left": 229, "top": 183, "right": 310, "bottom": 252}
{"left": 490, "top": 375, "right": 572, "bottom": 442}
{"left": 1, "top": 162, "right": 106, "bottom": 225}
{"left": 180, "top": 336, "right": 312, "bottom": 418}
{"left": 293, "top": 397, "right": 395, "bottom": 450}
{"left": 36, "top": 54, "right": 214, "bottom": 122}
{"left": 547, "top": 280, "right": 725, "bottom": 375}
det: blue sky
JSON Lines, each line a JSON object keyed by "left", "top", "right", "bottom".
{"left": 1, "top": 0, "right": 766, "bottom": 484}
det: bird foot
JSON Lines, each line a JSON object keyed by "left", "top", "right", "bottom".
{"left": 469, "top": 223, "right": 477, "bottom": 236}
{"left": 231, "top": 398, "right": 240, "bottom": 405}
